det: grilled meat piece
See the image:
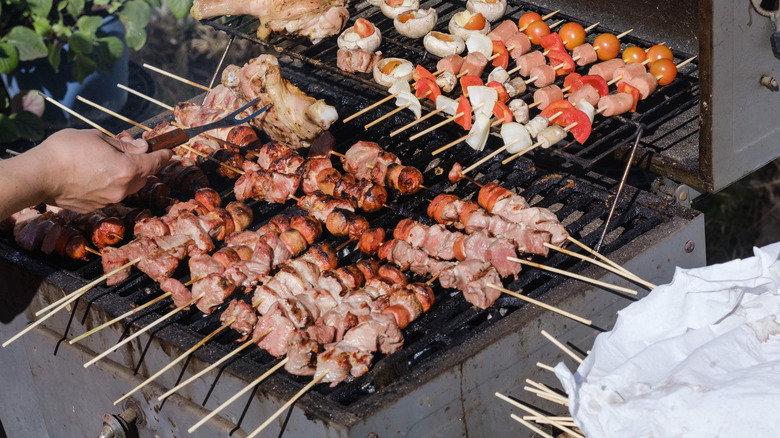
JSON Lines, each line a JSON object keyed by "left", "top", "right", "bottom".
{"left": 439, "top": 259, "right": 502, "bottom": 309}
{"left": 285, "top": 331, "right": 320, "bottom": 376}
{"left": 161, "top": 277, "right": 193, "bottom": 308}
{"left": 254, "top": 302, "right": 297, "bottom": 357}
{"left": 315, "top": 342, "right": 374, "bottom": 387}
{"left": 233, "top": 168, "right": 301, "bottom": 204}
{"left": 193, "top": 273, "right": 236, "bottom": 314}
{"left": 220, "top": 299, "right": 258, "bottom": 341}
{"left": 341, "top": 141, "right": 424, "bottom": 195}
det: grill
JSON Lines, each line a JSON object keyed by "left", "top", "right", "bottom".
{"left": 4, "top": 0, "right": 759, "bottom": 436}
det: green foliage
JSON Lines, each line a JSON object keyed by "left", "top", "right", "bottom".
{"left": 0, "top": 0, "right": 194, "bottom": 82}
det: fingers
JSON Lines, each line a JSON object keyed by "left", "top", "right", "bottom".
{"left": 106, "top": 132, "right": 147, "bottom": 154}
{"left": 130, "top": 149, "right": 173, "bottom": 178}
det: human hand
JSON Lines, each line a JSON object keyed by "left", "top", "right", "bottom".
{"left": 35, "top": 128, "right": 173, "bottom": 212}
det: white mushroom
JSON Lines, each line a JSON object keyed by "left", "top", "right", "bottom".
{"left": 448, "top": 10, "right": 491, "bottom": 41}
{"left": 504, "top": 77, "right": 527, "bottom": 98}
{"left": 488, "top": 66, "right": 509, "bottom": 84}
{"left": 393, "top": 8, "right": 437, "bottom": 39}
{"left": 435, "top": 71, "right": 458, "bottom": 93}
{"left": 423, "top": 31, "right": 466, "bottom": 57}
{"left": 373, "top": 57, "right": 414, "bottom": 87}
{"left": 466, "top": 0, "right": 507, "bottom": 23}
{"left": 576, "top": 98, "right": 596, "bottom": 124}
{"left": 337, "top": 19, "right": 382, "bottom": 52}
{"left": 508, "top": 99, "right": 529, "bottom": 124}
{"left": 380, "top": 0, "right": 420, "bottom": 19}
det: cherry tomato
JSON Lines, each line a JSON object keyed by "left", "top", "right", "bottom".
{"left": 525, "top": 20, "right": 550, "bottom": 45}
{"left": 354, "top": 18, "right": 375, "bottom": 38}
{"left": 386, "top": 0, "right": 404, "bottom": 6}
{"left": 593, "top": 33, "right": 621, "bottom": 61}
{"left": 646, "top": 44, "right": 674, "bottom": 63}
{"left": 518, "top": 12, "right": 542, "bottom": 31}
{"left": 464, "top": 13, "right": 486, "bottom": 31}
{"left": 650, "top": 58, "right": 677, "bottom": 85}
{"left": 432, "top": 31, "right": 453, "bottom": 42}
{"left": 558, "top": 22, "right": 586, "bottom": 51}
{"left": 621, "top": 46, "right": 647, "bottom": 64}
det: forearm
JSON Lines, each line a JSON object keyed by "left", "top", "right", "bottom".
{"left": 0, "top": 148, "right": 54, "bottom": 221}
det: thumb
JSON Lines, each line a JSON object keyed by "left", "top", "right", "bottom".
{"left": 131, "top": 149, "right": 174, "bottom": 177}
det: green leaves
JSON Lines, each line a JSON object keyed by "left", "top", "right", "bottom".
{"left": 10, "top": 111, "right": 44, "bottom": 141}
{"left": 118, "top": 0, "right": 151, "bottom": 50}
{"left": 4, "top": 26, "right": 48, "bottom": 61}
{"left": 167, "top": 0, "right": 193, "bottom": 19}
{"left": 0, "top": 43, "right": 19, "bottom": 74}
{"left": 26, "top": 0, "right": 53, "bottom": 19}
{"left": 0, "top": 114, "right": 20, "bottom": 144}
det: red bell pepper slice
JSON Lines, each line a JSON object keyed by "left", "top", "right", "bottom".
{"left": 492, "top": 100, "right": 513, "bottom": 124}
{"left": 617, "top": 82, "right": 640, "bottom": 112}
{"left": 580, "top": 74, "right": 609, "bottom": 97}
{"left": 559, "top": 109, "right": 592, "bottom": 144}
{"left": 415, "top": 77, "right": 441, "bottom": 102}
{"left": 540, "top": 32, "right": 566, "bottom": 52}
{"left": 546, "top": 49, "right": 575, "bottom": 76}
{"left": 540, "top": 99, "right": 574, "bottom": 124}
{"left": 563, "top": 72, "right": 583, "bottom": 91}
{"left": 459, "top": 75, "right": 483, "bottom": 97}
{"left": 455, "top": 95, "right": 472, "bottom": 130}
{"left": 414, "top": 64, "right": 437, "bottom": 83}
{"left": 491, "top": 40, "right": 509, "bottom": 69}
{"left": 486, "top": 81, "right": 510, "bottom": 103}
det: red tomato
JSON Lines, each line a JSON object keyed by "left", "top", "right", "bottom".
{"left": 459, "top": 75, "right": 483, "bottom": 96}
{"left": 386, "top": 0, "right": 404, "bottom": 6}
{"left": 518, "top": 12, "right": 542, "bottom": 31}
{"left": 354, "top": 18, "right": 375, "bottom": 38}
{"left": 650, "top": 58, "right": 677, "bottom": 85}
{"left": 559, "top": 109, "right": 592, "bottom": 144}
{"left": 646, "top": 44, "right": 674, "bottom": 63}
{"left": 492, "top": 100, "right": 513, "bottom": 124}
{"left": 563, "top": 72, "right": 583, "bottom": 91}
{"left": 464, "top": 13, "right": 486, "bottom": 31}
{"left": 487, "top": 81, "right": 510, "bottom": 103}
{"left": 558, "top": 22, "right": 586, "bottom": 51}
{"left": 491, "top": 40, "right": 509, "bottom": 69}
{"left": 540, "top": 99, "right": 575, "bottom": 123}
{"left": 525, "top": 20, "right": 550, "bottom": 45}
{"left": 621, "top": 46, "right": 647, "bottom": 64}
{"left": 580, "top": 75, "right": 609, "bottom": 96}
{"left": 540, "top": 32, "right": 565, "bottom": 52}
{"left": 617, "top": 82, "right": 640, "bottom": 112}
{"left": 415, "top": 77, "right": 441, "bottom": 102}
{"left": 593, "top": 33, "right": 621, "bottom": 61}
{"left": 413, "top": 64, "right": 437, "bottom": 82}
{"left": 547, "top": 49, "right": 575, "bottom": 76}
{"left": 397, "top": 12, "right": 415, "bottom": 24}
{"left": 455, "top": 95, "right": 472, "bottom": 130}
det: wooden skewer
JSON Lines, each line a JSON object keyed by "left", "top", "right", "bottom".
{"left": 77, "top": 96, "right": 151, "bottom": 132}
{"left": 540, "top": 329, "right": 584, "bottom": 364}
{"left": 143, "top": 63, "right": 211, "bottom": 92}
{"left": 188, "top": 357, "right": 290, "bottom": 433}
{"left": 426, "top": 274, "right": 440, "bottom": 285}
{"left": 343, "top": 92, "right": 399, "bottom": 123}
{"left": 524, "top": 386, "right": 569, "bottom": 405}
{"left": 365, "top": 102, "right": 409, "bottom": 129}
{"left": 3, "top": 258, "right": 141, "bottom": 347}
{"left": 34, "top": 258, "right": 140, "bottom": 317}
{"left": 118, "top": 84, "right": 174, "bottom": 111}
{"left": 510, "top": 413, "right": 555, "bottom": 438}
{"left": 507, "top": 256, "right": 637, "bottom": 295}
{"left": 5, "top": 149, "right": 21, "bottom": 156}
{"left": 518, "top": 9, "right": 560, "bottom": 32}
{"left": 565, "top": 235, "right": 634, "bottom": 278}
{"left": 536, "top": 362, "right": 556, "bottom": 373}
{"left": 85, "top": 247, "right": 102, "bottom": 256}
{"left": 83, "top": 293, "right": 204, "bottom": 368}
{"left": 246, "top": 372, "right": 327, "bottom": 438}
{"left": 486, "top": 283, "right": 592, "bottom": 325}
{"left": 159, "top": 327, "right": 273, "bottom": 401}
{"left": 390, "top": 106, "right": 447, "bottom": 136}
{"left": 113, "top": 317, "right": 234, "bottom": 405}
{"left": 495, "top": 392, "right": 584, "bottom": 438}
{"left": 40, "top": 93, "right": 114, "bottom": 136}
{"left": 409, "top": 102, "right": 484, "bottom": 141}
{"left": 523, "top": 415, "right": 574, "bottom": 422}
{"left": 70, "top": 275, "right": 205, "bottom": 344}
{"left": 544, "top": 242, "right": 656, "bottom": 290}
{"left": 526, "top": 378, "right": 565, "bottom": 399}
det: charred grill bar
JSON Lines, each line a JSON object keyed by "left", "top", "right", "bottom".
{"left": 6, "top": 0, "right": 779, "bottom": 435}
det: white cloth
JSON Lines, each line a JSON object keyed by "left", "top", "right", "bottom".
{"left": 555, "top": 242, "right": 780, "bottom": 438}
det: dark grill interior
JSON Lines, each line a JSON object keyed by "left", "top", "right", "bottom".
{"left": 0, "top": 0, "right": 698, "bottom": 424}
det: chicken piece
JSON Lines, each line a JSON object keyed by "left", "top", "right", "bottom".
{"left": 220, "top": 299, "right": 258, "bottom": 341}
{"left": 193, "top": 274, "right": 236, "bottom": 314}
{"left": 285, "top": 331, "right": 319, "bottom": 376}
{"left": 254, "top": 141, "right": 305, "bottom": 175}
{"left": 254, "top": 302, "right": 297, "bottom": 357}
{"left": 103, "top": 246, "right": 131, "bottom": 286}
{"left": 438, "top": 259, "right": 502, "bottom": 309}
{"left": 337, "top": 49, "right": 382, "bottom": 73}
{"left": 315, "top": 342, "right": 374, "bottom": 387}
{"left": 160, "top": 278, "right": 193, "bottom": 308}
{"left": 343, "top": 312, "right": 403, "bottom": 354}
{"left": 189, "top": 254, "right": 225, "bottom": 279}
{"left": 137, "top": 248, "right": 179, "bottom": 283}
{"left": 222, "top": 55, "right": 338, "bottom": 148}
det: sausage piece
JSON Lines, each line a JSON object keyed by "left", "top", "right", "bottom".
{"left": 573, "top": 43, "right": 598, "bottom": 66}
{"left": 533, "top": 85, "right": 564, "bottom": 110}
{"left": 597, "top": 93, "right": 635, "bottom": 116}
{"left": 358, "top": 227, "right": 386, "bottom": 255}
{"left": 514, "top": 51, "right": 546, "bottom": 77}
{"left": 194, "top": 188, "right": 221, "bottom": 212}
{"left": 290, "top": 215, "right": 323, "bottom": 245}
{"left": 530, "top": 64, "right": 556, "bottom": 88}
{"left": 225, "top": 201, "right": 254, "bottom": 232}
